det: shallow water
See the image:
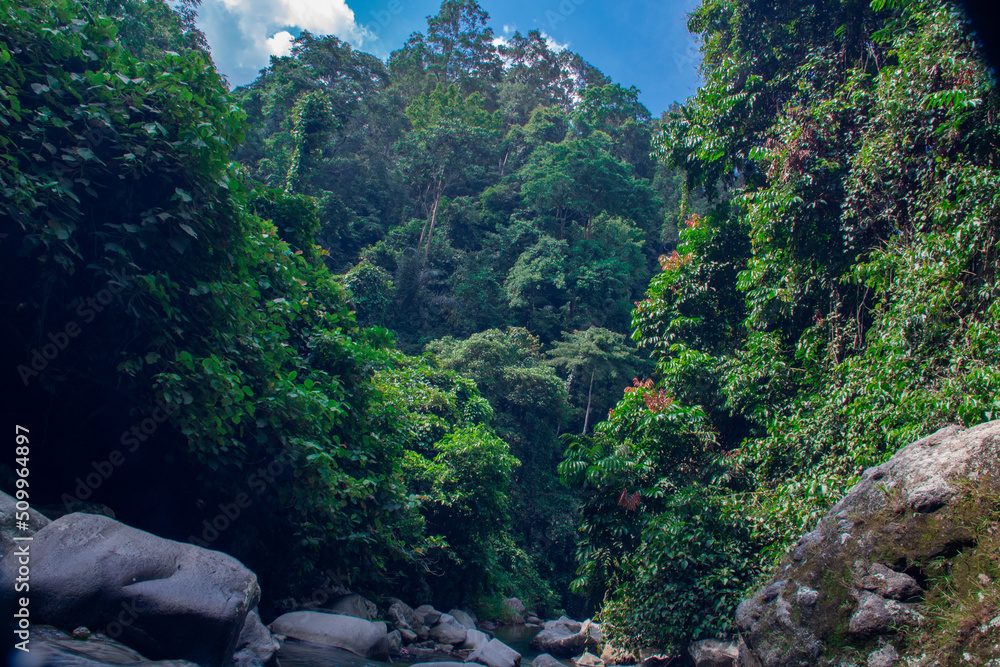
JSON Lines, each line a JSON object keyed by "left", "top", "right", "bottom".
{"left": 276, "top": 624, "right": 577, "bottom": 667}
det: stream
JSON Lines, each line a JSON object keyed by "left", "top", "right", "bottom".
{"left": 277, "top": 624, "right": 578, "bottom": 667}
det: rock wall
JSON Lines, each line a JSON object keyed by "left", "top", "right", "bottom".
{"left": 736, "top": 421, "right": 1000, "bottom": 666}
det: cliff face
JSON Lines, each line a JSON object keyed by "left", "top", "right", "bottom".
{"left": 736, "top": 421, "right": 1000, "bottom": 667}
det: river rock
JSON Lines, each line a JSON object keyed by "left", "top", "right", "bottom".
{"left": 468, "top": 637, "right": 521, "bottom": 667}
{"left": 0, "top": 512, "right": 258, "bottom": 666}
{"left": 387, "top": 629, "right": 403, "bottom": 656}
{"left": 533, "top": 655, "right": 565, "bottom": 667}
{"left": 0, "top": 489, "right": 49, "bottom": 562}
{"left": 601, "top": 641, "right": 636, "bottom": 665}
{"left": 462, "top": 628, "right": 493, "bottom": 650}
{"left": 450, "top": 608, "right": 478, "bottom": 629}
{"left": 688, "top": 638, "right": 738, "bottom": 667}
{"left": 429, "top": 612, "right": 468, "bottom": 645}
{"left": 575, "top": 651, "right": 604, "bottom": 666}
{"left": 233, "top": 609, "right": 279, "bottom": 667}
{"left": 530, "top": 618, "right": 600, "bottom": 657}
{"left": 269, "top": 611, "right": 389, "bottom": 660}
{"left": 21, "top": 625, "right": 200, "bottom": 666}
{"left": 327, "top": 593, "right": 377, "bottom": 620}
{"left": 735, "top": 421, "right": 1000, "bottom": 666}
{"left": 388, "top": 599, "right": 429, "bottom": 639}
{"left": 415, "top": 604, "right": 443, "bottom": 625}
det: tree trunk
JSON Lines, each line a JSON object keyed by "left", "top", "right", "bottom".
{"left": 582, "top": 368, "right": 595, "bottom": 435}
{"left": 423, "top": 180, "right": 443, "bottom": 262}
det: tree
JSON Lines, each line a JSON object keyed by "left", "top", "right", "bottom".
{"left": 547, "top": 327, "right": 643, "bottom": 434}
{"left": 400, "top": 84, "right": 501, "bottom": 262}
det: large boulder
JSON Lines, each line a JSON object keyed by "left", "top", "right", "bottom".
{"left": 387, "top": 599, "right": 429, "bottom": 639}
{"left": 468, "top": 637, "right": 521, "bottom": 667}
{"left": 233, "top": 609, "right": 279, "bottom": 667}
{"left": 449, "top": 608, "right": 478, "bottom": 629}
{"left": 0, "top": 512, "right": 259, "bottom": 666}
{"left": 415, "top": 604, "right": 443, "bottom": 626}
{"left": 736, "top": 421, "right": 1000, "bottom": 667}
{"left": 327, "top": 593, "right": 377, "bottom": 620}
{"left": 429, "top": 612, "right": 468, "bottom": 645}
{"left": 18, "top": 625, "right": 200, "bottom": 666}
{"left": 462, "top": 628, "right": 493, "bottom": 650}
{"left": 530, "top": 618, "right": 600, "bottom": 658}
{"left": 269, "top": 611, "right": 389, "bottom": 660}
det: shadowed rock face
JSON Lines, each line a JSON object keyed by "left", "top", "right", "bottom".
{"left": 269, "top": 611, "right": 390, "bottom": 660}
{"left": 736, "top": 421, "right": 1000, "bottom": 667}
{"left": 0, "top": 511, "right": 260, "bottom": 666}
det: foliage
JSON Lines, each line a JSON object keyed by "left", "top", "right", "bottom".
{"left": 574, "top": 0, "right": 1000, "bottom": 652}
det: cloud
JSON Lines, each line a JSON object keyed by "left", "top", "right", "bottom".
{"left": 265, "top": 30, "right": 295, "bottom": 57}
{"left": 541, "top": 31, "right": 569, "bottom": 53}
{"left": 199, "top": 0, "right": 370, "bottom": 75}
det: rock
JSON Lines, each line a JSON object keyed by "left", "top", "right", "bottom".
{"left": 575, "top": 651, "right": 604, "bottom": 666}
{"left": 387, "top": 629, "right": 403, "bottom": 656}
{"left": 24, "top": 625, "right": 200, "bottom": 666}
{"left": 468, "top": 637, "right": 522, "bottom": 667}
{"left": 533, "top": 655, "right": 565, "bottom": 667}
{"left": 0, "top": 489, "right": 49, "bottom": 561}
{"left": 735, "top": 421, "right": 1000, "bottom": 667}
{"left": 530, "top": 618, "right": 600, "bottom": 658}
{"left": 688, "top": 638, "right": 738, "bottom": 667}
{"left": 859, "top": 564, "right": 922, "bottom": 601}
{"left": 528, "top": 615, "right": 542, "bottom": 624}
{"left": 429, "top": 612, "right": 469, "bottom": 645}
{"left": 450, "top": 607, "right": 479, "bottom": 629}
{"left": 327, "top": 593, "right": 377, "bottom": 620}
{"left": 415, "top": 604, "right": 443, "bottom": 625}
{"left": 601, "top": 641, "right": 636, "bottom": 665}
{"left": 462, "top": 628, "right": 493, "bottom": 650}
{"left": 503, "top": 598, "right": 527, "bottom": 613}
{"left": 848, "top": 592, "right": 922, "bottom": 635}
{"left": 269, "top": 611, "right": 389, "bottom": 660}
{"left": 867, "top": 644, "right": 900, "bottom": 667}
{"left": 400, "top": 627, "right": 418, "bottom": 643}
{"left": 0, "top": 512, "right": 259, "bottom": 666}
{"left": 233, "top": 609, "right": 279, "bottom": 667}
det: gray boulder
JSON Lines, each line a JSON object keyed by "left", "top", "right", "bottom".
{"left": 468, "top": 637, "right": 521, "bottom": 667}
{"left": 736, "top": 421, "right": 1000, "bottom": 667}
{"left": 429, "top": 612, "right": 468, "bottom": 645}
{"left": 327, "top": 593, "right": 377, "bottom": 620}
{"left": 269, "top": 611, "right": 389, "bottom": 660}
{"left": 388, "top": 599, "right": 429, "bottom": 639}
{"left": 601, "top": 642, "right": 636, "bottom": 665}
{"left": 0, "top": 512, "right": 258, "bottom": 666}
{"left": 415, "top": 604, "right": 443, "bottom": 625}
{"left": 533, "top": 655, "right": 565, "bottom": 667}
{"left": 462, "top": 628, "right": 493, "bottom": 650}
{"left": 387, "top": 629, "right": 403, "bottom": 656}
{"left": 449, "top": 607, "right": 478, "bottom": 629}
{"left": 20, "top": 625, "right": 200, "bottom": 666}
{"left": 688, "top": 639, "right": 738, "bottom": 667}
{"left": 1, "top": 489, "right": 50, "bottom": 561}
{"left": 233, "top": 609, "right": 279, "bottom": 667}
{"left": 530, "top": 619, "right": 600, "bottom": 658}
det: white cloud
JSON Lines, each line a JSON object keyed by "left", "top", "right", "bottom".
{"left": 502, "top": 24, "right": 516, "bottom": 34}
{"left": 541, "top": 31, "right": 569, "bottom": 53}
{"left": 492, "top": 35, "right": 508, "bottom": 47}
{"left": 209, "top": 0, "right": 370, "bottom": 68}
{"left": 265, "top": 30, "right": 295, "bottom": 57}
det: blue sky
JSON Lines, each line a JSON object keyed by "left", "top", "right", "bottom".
{"left": 196, "top": 0, "right": 703, "bottom": 115}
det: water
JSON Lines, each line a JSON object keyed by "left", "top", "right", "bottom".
{"left": 276, "top": 625, "right": 578, "bottom": 667}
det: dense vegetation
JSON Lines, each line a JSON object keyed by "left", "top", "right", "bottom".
{"left": 2, "top": 0, "right": 997, "bottom": 657}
